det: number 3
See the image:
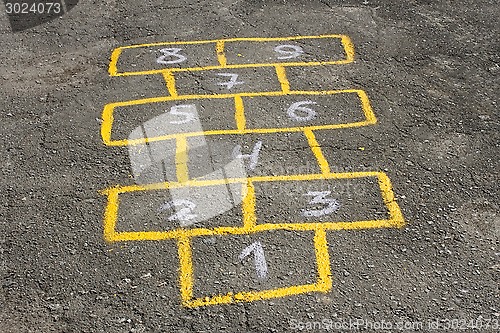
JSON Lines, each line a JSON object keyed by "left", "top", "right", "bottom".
{"left": 157, "top": 48, "right": 187, "bottom": 65}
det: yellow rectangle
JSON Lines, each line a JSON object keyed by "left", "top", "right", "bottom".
{"left": 179, "top": 228, "right": 331, "bottom": 307}
{"left": 101, "top": 89, "right": 376, "bottom": 147}
{"left": 101, "top": 171, "right": 404, "bottom": 243}
{"left": 109, "top": 34, "right": 354, "bottom": 76}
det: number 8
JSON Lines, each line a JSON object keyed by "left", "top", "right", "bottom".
{"left": 157, "top": 48, "right": 187, "bottom": 65}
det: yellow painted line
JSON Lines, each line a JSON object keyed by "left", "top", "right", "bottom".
{"left": 377, "top": 172, "right": 406, "bottom": 228}
{"left": 105, "top": 121, "right": 373, "bottom": 147}
{"left": 105, "top": 171, "right": 382, "bottom": 194}
{"left": 117, "top": 34, "right": 348, "bottom": 49}
{"left": 242, "top": 181, "right": 256, "bottom": 228}
{"left": 104, "top": 88, "right": 363, "bottom": 107}
{"left": 109, "top": 47, "right": 122, "bottom": 76}
{"left": 234, "top": 95, "right": 246, "bottom": 131}
{"left": 101, "top": 103, "right": 114, "bottom": 146}
{"left": 105, "top": 219, "right": 400, "bottom": 242}
{"left": 177, "top": 237, "right": 194, "bottom": 305}
{"left": 180, "top": 228, "right": 332, "bottom": 307}
{"left": 162, "top": 70, "right": 178, "bottom": 97}
{"left": 314, "top": 228, "right": 332, "bottom": 291}
{"left": 102, "top": 189, "right": 119, "bottom": 242}
{"left": 341, "top": 35, "right": 355, "bottom": 63}
{"left": 175, "top": 136, "right": 189, "bottom": 183}
{"left": 185, "top": 292, "right": 233, "bottom": 307}
{"left": 215, "top": 40, "right": 227, "bottom": 67}
{"left": 185, "top": 283, "right": 321, "bottom": 307}
{"left": 275, "top": 65, "right": 290, "bottom": 93}
{"left": 101, "top": 89, "right": 374, "bottom": 146}
{"left": 357, "top": 90, "right": 377, "bottom": 124}
{"left": 304, "top": 129, "right": 331, "bottom": 174}
{"left": 106, "top": 171, "right": 382, "bottom": 194}
{"left": 108, "top": 34, "right": 353, "bottom": 76}
{"left": 111, "top": 60, "right": 353, "bottom": 76}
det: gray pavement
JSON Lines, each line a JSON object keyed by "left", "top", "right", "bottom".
{"left": 0, "top": 0, "right": 499, "bottom": 332}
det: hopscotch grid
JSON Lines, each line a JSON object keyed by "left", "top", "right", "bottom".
{"left": 102, "top": 34, "right": 405, "bottom": 308}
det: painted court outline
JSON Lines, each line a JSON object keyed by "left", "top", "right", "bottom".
{"left": 101, "top": 34, "right": 405, "bottom": 308}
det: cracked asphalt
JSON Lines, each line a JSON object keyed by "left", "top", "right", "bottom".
{"left": 1, "top": 0, "right": 499, "bottom": 332}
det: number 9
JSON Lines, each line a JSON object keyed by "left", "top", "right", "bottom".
{"left": 274, "top": 44, "right": 304, "bottom": 60}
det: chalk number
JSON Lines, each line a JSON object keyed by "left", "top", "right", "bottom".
{"left": 287, "top": 100, "right": 318, "bottom": 121}
{"left": 159, "top": 199, "right": 197, "bottom": 226}
{"left": 157, "top": 48, "right": 187, "bottom": 65}
{"left": 274, "top": 44, "right": 304, "bottom": 59}
{"left": 301, "top": 191, "right": 340, "bottom": 217}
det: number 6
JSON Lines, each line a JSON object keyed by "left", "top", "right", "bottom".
{"left": 287, "top": 100, "right": 317, "bottom": 121}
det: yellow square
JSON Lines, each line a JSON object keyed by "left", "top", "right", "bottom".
{"left": 176, "top": 229, "right": 332, "bottom": 307}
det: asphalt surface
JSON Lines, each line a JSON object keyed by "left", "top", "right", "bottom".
{"left": 1, "top": 0, "right": 499, "bottom": 332}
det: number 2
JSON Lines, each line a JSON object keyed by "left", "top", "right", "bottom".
{"left": 159, "top": 199, "right": 197, "bottom": 226}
